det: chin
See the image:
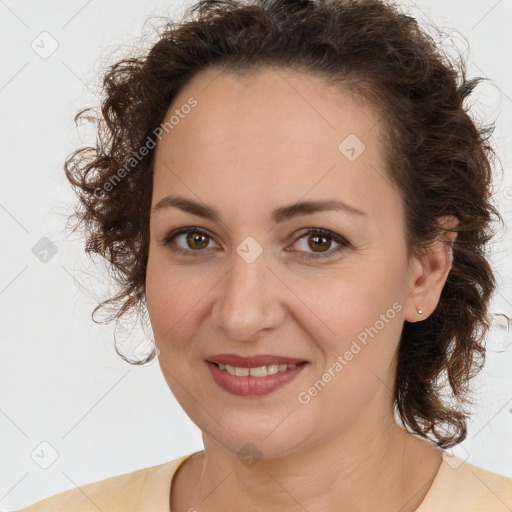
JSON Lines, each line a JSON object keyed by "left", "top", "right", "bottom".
{"left": 203, "top": 420, "right": 310, "bottom": 462}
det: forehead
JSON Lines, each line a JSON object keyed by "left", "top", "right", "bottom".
{"left": 151, "top": 66, "right": 401, "bottom": 226}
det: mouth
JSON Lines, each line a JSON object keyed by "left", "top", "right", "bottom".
{"left": 205, "top": 354, "right": 309, "bottom": 397}
{"left": 206, "top": 353, "right": 308, "bottom": 368}
{"left": 207, "top": 360, "right": 307, "bottom": 377}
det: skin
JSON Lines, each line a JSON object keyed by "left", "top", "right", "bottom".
{"left": 145, "top": 66, "right": 458, "bottom": 512}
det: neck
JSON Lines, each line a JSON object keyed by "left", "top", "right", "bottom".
{"left": 179, "top": 416, "right": 443, "bottom": 512}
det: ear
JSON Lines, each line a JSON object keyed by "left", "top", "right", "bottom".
{"left": 404, "top": 215, "right": 459, "bottom": 323}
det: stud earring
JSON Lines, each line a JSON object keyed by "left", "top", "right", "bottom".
{"left": 417, "top": 308, "right": 423, "bottom": 314}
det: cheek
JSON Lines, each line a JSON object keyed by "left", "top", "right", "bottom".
{"left": 289, "top": 270, "right": 389, "bottom": 338}
{"left": 291, "top": 270, "right": 404, "bottom": 376}
{"left": 300, "top": 310, "right": 403, "bottom": 434}
{"left": 145, "top": 257, "right": 193, "bottom": 346}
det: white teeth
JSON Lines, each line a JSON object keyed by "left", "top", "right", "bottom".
{"left": 216, "top": 362, "right": 299, "bottom": 377}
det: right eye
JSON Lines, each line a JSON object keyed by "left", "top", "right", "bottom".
{"left": 162, "top": 227, "right": 220, "bottom": 256}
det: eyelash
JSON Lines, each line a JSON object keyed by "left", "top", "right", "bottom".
{"left": 161, "top": 227, "right": 350, "bottom": 261}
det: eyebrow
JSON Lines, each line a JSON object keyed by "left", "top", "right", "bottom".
{"left": 151, "top": 195, "right": 367, "bottom": 223}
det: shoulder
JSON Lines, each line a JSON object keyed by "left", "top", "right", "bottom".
{"left": 418, "top": 452, "right": 512, "bottom": 512}
{"left": 15, "top": 454, "right": 194, "bottom": 512}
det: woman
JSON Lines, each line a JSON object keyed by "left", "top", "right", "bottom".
{"left": 18, "top": 0, "right": 512, "bottom": 510}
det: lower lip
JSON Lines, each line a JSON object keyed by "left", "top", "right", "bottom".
{"left": 206, "top": 361, "right": 308, "bottom": 397}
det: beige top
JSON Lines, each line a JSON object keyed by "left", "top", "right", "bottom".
{"left": 16, "top": 450, "right": 512, "bottom": 511}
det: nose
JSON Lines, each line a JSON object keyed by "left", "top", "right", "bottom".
{"left": 211, "top": 247, "right": 285, "bottom": 343}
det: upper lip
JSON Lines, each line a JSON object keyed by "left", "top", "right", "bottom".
{"left": 206, "top": 353, "right": 308, "bottom": 367}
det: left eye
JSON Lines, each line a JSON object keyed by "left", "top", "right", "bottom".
{"left": 162, "top": 227, "right": 350, "bottom": 260}
{"left": 289, "top": 228, "right": 350, "bottom": 260}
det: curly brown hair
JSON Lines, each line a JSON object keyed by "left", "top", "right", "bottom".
{"left": 64, "top": 0, "right": 504, "bottom": 449}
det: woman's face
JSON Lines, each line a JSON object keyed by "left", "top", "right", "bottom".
{"left": 146, "top": 67, "right": 421, "bottom": 458}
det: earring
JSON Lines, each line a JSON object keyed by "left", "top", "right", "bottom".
{"left": 417, "top": 308, "right": 423, "bottom": 314}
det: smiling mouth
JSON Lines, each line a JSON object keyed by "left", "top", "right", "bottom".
{"left": 209, "top": 361, "right": 307, "bottom": 377}
{"left": 206, "top": 360, "right": 309, "bottom": 397}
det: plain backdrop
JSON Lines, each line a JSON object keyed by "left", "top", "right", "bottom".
{"left": 1, "top": 0, "right": 511, "bottom": 509}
